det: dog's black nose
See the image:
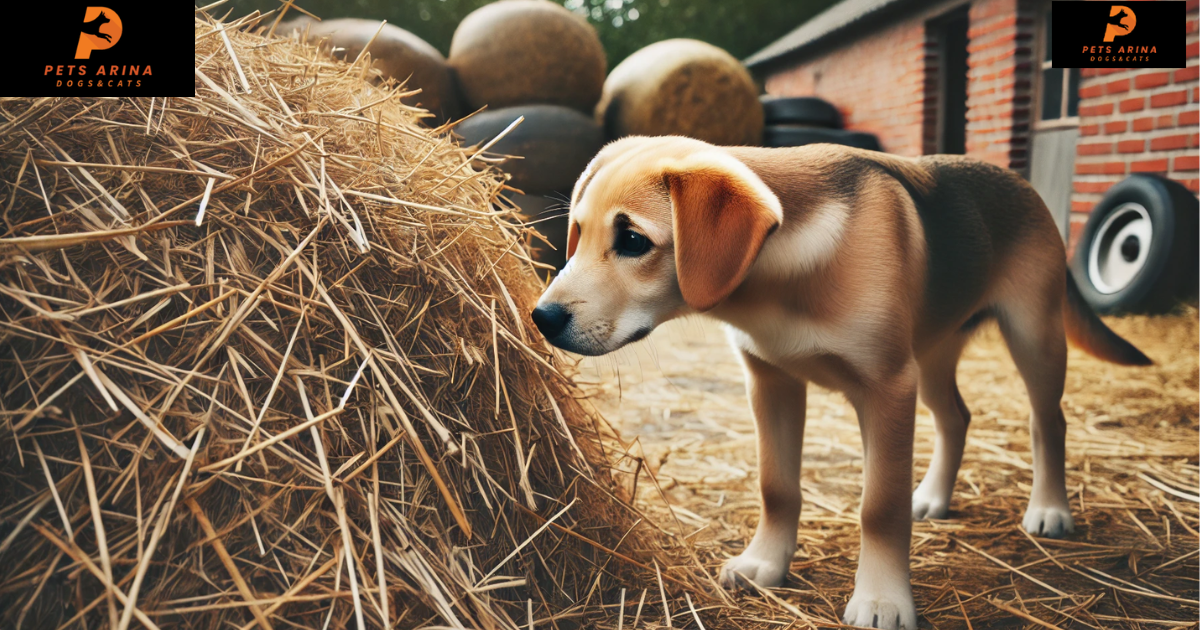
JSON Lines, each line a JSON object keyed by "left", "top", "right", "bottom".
{"left": 531, "top": 304, "right": 571, "bottom": 339}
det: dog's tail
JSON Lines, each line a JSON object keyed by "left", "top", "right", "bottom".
{"left": 1063, "top": 273, "right": 1153, "bottom": 365}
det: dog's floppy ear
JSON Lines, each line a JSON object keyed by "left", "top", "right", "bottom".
{"left": 663, "top": 152, "right": 783, "bottom": 312}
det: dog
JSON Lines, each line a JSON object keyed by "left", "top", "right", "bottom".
{"left": 82, "top": 11, "right": 113, "bottom": 42}
{"left": 531, "top": 136, "right": 1151, "bottom": 629}
{"left": 1107, "top": 8, "right": 1132, "bottom": 30}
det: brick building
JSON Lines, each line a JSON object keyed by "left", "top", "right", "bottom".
{"left": 746, "top": 0, "right": 1198, "bottom": 248}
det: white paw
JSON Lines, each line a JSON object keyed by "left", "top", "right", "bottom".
{"left": 719, "top": 548, "right": 790, "bottom": 589}
{"left": 1023, "top": 505, "right": 1074, "bottom": 538}
{"left": 911, "top": 484, "right": 950, "bottom": 521}
{"left": 843, "top": 586, "right": 918, "bottom": 630}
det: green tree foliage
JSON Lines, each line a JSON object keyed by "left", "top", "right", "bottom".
{"left": 231, "top": 0, "right": 837, "bottom": 68}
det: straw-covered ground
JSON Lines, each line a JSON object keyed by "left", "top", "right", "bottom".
{"left": 580, "top": 310, "right": 1199, "bottom": 629}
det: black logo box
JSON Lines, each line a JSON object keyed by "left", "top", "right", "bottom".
{"left": 6, "top": 2, "right": 194, "bottom": 96}
{"left": 1052, "top": 1, "right": 1186, "bottom": 69}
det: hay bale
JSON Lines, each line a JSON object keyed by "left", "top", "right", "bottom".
{"left": 596, "top": 39, "right": 764, "bottom": 146}
{"left": 455, "top": 104, "right": 604, "bottom": 194}
{"left": 449, "top": 0, "right": 606, "bottom": 112}
{"left": 0, "top": 12, "right": 687, "bottom": 629}
{"left": 281, "top": 17, "right": 461, "bottom": 123}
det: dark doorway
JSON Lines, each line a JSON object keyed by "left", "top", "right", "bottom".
{"left": 934, "top": 8, "right": 969, "bottom": 154}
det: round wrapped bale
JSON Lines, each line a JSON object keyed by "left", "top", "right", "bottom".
{"left": 456, "top": 104, "right": 604, "bottom": 194}
{"left": 597, "top": 39, "right": 763, "bottom": 146}
{"left": 449, "top": 0, "right": 606, "bottom": 112}
{"left": 282, "top": 17, "right": 461, "bottom": 123}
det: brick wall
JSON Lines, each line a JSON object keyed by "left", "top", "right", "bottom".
{"left": 1069, "top": 0, "right": 1200, "bottom": 246}
{"left": 762, "top": 0, "right": 1037, "bottom": 169}
{"left": 964, "top": 0, "right": 1036, "bottom": 170}
{"left": 763, "top": 12, "right": 931, "bottom": 157}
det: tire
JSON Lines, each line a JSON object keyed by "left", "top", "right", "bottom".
{"left": 506, "top": 191, "right": 570, "bottom": 271}
{"left": 1070, "top": 174, "right": 1198, "bottom": 314}
{"left": 762, "top": 125, "right": 882, "bottom": 151}
{"left": 455, "top": 105, "right": 603, "bottom": 194}
{"left": 761, "top": 96, "right": 842, "bottom": 129}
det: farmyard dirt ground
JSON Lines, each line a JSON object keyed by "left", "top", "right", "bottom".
{"left": 578, "top": 310, "right": 1199, "bottom": 629}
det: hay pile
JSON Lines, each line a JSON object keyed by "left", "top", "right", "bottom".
{"left": 0, "top": 11, "right": 701, "bottom": 629}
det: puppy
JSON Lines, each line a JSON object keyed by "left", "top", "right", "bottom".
{"left": 531, "top": 136, "right": 1151, "bottom": 629}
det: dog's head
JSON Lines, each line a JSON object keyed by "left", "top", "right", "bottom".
{"left": 532, "top": 136, "right": 782, "bottom": 356}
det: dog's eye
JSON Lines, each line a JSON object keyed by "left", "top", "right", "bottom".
{"left": 614, "top": 229, "right": 652, "bottom": 257}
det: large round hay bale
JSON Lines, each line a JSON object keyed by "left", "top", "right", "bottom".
{"left": 596, "top": 39, "right": 763, "bottom": 146}
{"left": 0, "top": 14, "right": 669, "bottom": 629}
{"left": 449, "top": 0, "right": 606, "bottom": 112}
{"left": 282, "top": 17, "right": 461, "bottom": 123}
{"left": 456, "top": 104, "right": 604, "bottom": 194}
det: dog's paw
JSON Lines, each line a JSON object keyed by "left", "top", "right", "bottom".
{"left": 842, "top": 586, "right": 918, "bottom": 630}
{"left": 719, "top": 549, "right": 789, "bottom": 590}
{"left": 911, "top": 485, "right": 950, "bottom": 521}
{"left": 1023, "top": 505, "right": 1074, "bottom": 538}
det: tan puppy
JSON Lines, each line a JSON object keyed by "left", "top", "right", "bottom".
{"left": 531, "top": 136, "right": 1150, "bottom": 629}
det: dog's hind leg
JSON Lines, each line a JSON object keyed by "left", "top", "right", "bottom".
{"left": 719, "top": 350, "right": 806, "bottom": 589}
{"left": 912, "top": 332, "right": 971, "bottom": 521}
{"left": 997, "top": 283, "right": 1074, "bottom": 538}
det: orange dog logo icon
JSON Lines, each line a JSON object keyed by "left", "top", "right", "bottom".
{"left": 76, "top": 7, "right": 123, "bottom": 59}
{"left": 1103, "top": 5, "right": 1136, "bottom": 42}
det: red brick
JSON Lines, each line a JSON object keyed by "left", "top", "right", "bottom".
{"left": 1175, "top": 155, "right": 1200, "bottom": 171}
{"left": 1183, "top": 179, "right": 1200, "bottom": 193}
{"left": 1151, "top": 134, "right": 1190, "bottom": 151}
{"left": 1120, "top": 97, "right": 1146, "bottom": 112}
{"left": 1106, "top": 78, "right": 1130, "bottom": 94}
{"left": 1076, "top": 161, "right": 1127, "bottom": 175}
{"left": 1133, "top": 117, "right": 1156, "bottom": 131}
{"left": 1189, "top": 41, "right": 1199, "bottom": 59}
{"left": 1176, "top": 66, "right": 1200, "bottom": 83}
{"left": 1150, "top": 90, "right": 1189, "bottom": 108}
{"left": 1104, "top": 120, "right": 1128, "bottom": 134}
{"left": 1134, "top": 72, "right": 1172, "bottom": 89}
{"left": 1080, "top": 84, "right": 1105, "bottom": 99}
{"left": 1071, "top": 201, "right": 1094, "bottom": 214}
{"left": 1117, "top": 139, "right": 1145, "bottom": 153}
{"left": 1078, "top": 142, "right": 1113, "bottom": 155}
{"left": 1074, "top": 180, "right": 1118, "bottom": 194}
{"left": 1080, "top": 124, "right": 1100, "bottom": 136}
{"left": 1131, "top": 158, "right": 1169, "bottom": 173}
{"left": 1079, "top": 103, "right": 1115, "bottom": 116}
{"left": 1182, "top": 109, "right": 1200, "bottom": 126}
{"left": 1157, "top": 114, "right": 1175, "bottom": 129}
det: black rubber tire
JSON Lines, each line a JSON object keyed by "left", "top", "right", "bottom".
{"left": 762, "top": 125, "right": 882, "bottom": 151}
{"left": 455, "top": 105, "right": 603, "bottom": 194}
{"left": 1070, "top": 174, "right": 1198, "bottom": 314}
{"left": 506, "top": 191, "right": 570, "bottom": 271}
{"left": 761, "top": 96, "right": 842, "bottom": 129}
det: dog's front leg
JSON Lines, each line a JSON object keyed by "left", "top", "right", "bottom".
{"left": 844, "top": 364, "right": 918, "bottom": 630}
{"left": 720, "top": 351, "right": 806, "bottom": 589}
